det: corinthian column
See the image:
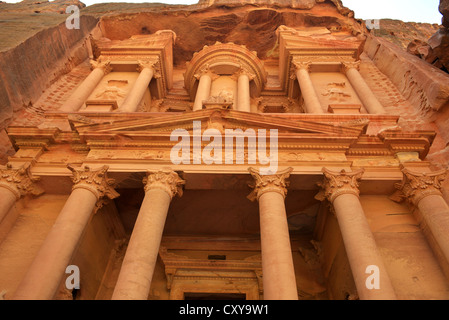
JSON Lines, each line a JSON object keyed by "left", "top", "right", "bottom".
{"left": 112, "top": 170, "right": 185, "bottom": 300}
{"left": 248, "top": 167, "right": 298, "bottom": 300}
{"left": 318, "top": 168, "right": 396, "bottom": 300}
{"left": 292, "top": 61, "right": 323, "bottom": 114}
{"left": 342, "top": 61, "right": 385, "bottom": 114}
{"left": 12, "top": 165, "right": 119, "bottom": 300}
{"left": 193, "top": 67, "right": 216, "bottom": 112}
{"left": 119, "top": 60, "right": 156, "bottom": 112}
{"left": 393, "top": 167, "right": 449, "bottom": 273}
{"left": 59, "top": 60, "right": 112, "bottom": 112}
{"left": 0, "top": 163, "right": 43, "bottom": 224}
{"left": 237, "top": 69, "right": 255, "bottom": 113}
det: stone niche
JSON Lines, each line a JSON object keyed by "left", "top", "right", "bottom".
{"left": 184, "top": 42, "right": 268, "bottom": 112}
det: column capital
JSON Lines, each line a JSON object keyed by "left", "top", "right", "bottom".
{"left": 0, "top": 163, "right": 44, "bottom": 199}
{"left": 234, "top": 67, "right": 256, "bottom": 81}
{"left": 137, "top": 59, "right": 159, "bottom": 73}
{"left": 68, "top": 164, "right": 119, "bottom": 202}
{"left": 143, "top": 170, "right": 185, "bottom": 200}
{"left": 341, "top": 61, "right": 361, "bottom": 73}
{"left": 392, "top": 167, "right": 447, "bottom": 206}
{"left": 193, "top": 64, "right": 219, "bottom": 81}
{"left": 247, "top": 167, "right": 293, "bottom": 201}
{"left": 317, "top": 168, "right": 364, "bottom": 203}
{"left": 90, "top": 59, "right": 112, "bottom": 74}
{"left": 293, "top": 60, "right": 312, "bottom": 70}
{"left": 289, "top": 60, "right": 312, "bottom": 80}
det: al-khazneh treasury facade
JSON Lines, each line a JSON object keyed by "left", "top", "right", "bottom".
{"left": 1, "top": 1, "right": 449, "bottom": 300}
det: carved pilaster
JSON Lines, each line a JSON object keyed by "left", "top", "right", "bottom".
{"left": 143, "top": 170, "right": 185, "bottom": 200}
{"left": 247, "top": 167, "right": 293, "bottom": 201}
{"left": 90, "top": 59, "right": 112, "bottom": 75}
{"left": 392, "top": 167, "right": 447, "bottom": 206}
{"left": 67, "top": 164, "right": 119, "bottom": 207}
{"left": 317, "top": 168, "right": 364, "bottom": 204}
{"left": 0, "top": 163, "right": 44, "bottom": 199}
{"left": 341, "top": 61, "right": 361, "bottom": 73}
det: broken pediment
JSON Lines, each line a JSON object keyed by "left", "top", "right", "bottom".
{"left": 69, "top": 108, "right": 364, "bottom": 137}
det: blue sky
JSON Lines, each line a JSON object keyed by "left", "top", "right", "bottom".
{"left": 2, "top": 0, "right": 443, "bottom": 24}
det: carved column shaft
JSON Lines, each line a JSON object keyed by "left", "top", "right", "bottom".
{"left": 112, "top": 170, "right": 185, "bottom": 300}
{"left": 237, "top": 72, "right": 251, "bottom": 113}
{"left": 193, "top": 73, "right": 212, "bottom": 111}
{"left": 395, "top": 168, "right": 449, "bottom": 272}
{"left": 59, "top": 60, "right": 111, "bottom": 112}
{"left": 320, "top": 168, "right": 396, "bottom": 300}
{"left": 12, "top": 165, "right": 118, "bottom": 300}
{"left": 119, "top": 62, "right": 155, "bottom": 112}
{"left": 0, "top": 188, "right": 17, "bottom": 224}
{"left": 293, "top": 62, "right": 323, "bottom": 114}
{"left": 342, "top": 62, "right": 385, "bottom": 115}
{"left": 248, "top": 167, "right": 298, "bottom": 300}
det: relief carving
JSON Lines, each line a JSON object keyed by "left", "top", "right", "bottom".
{"left": 247, "top": 167, "right": 293, "bottom": 201}
{"left": 316, "top": 168, "right": 364, "bottom": 203}
{"left": 0, "top": 163, "right": 44, "bottom": 199}
{"left": 391, "top": 167, "right": 447, "bottom": 205}
{"left": 143, "top": 170, "right": 185, "bottom": 199}
{"left": 67, "top": 164, "right": 119, "bottom": 202}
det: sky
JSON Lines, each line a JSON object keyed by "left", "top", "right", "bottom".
{"left": 1, "top": 0, "right": 443, "bottom": 24}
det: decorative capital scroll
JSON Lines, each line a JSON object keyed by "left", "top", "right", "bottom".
{"left": 341, "top": 61, "right": 361, "bottom": 73}
{"left": 391, "top": 167, "right": 447, "bottom": 206}
{"left": 0, "top": 163, "right": 44, "bottom": 199}
{"left": 289, "top": 60, "right": 312, "bottom": 80}
{"left": 234, "top": 66, "right": 256, "bottom": 81}
{"left": 143, "top": 170, "right": 185, "bottom": 200}
{"left": 137, "top": 59, "right": 160, "bottom": 74}
{"left": 316, "top": 168, "right": 364, "bottom": 204}
{"left": 193, "top": 64, "right": 219, "bottom": 81}
{"left": 90, "top": 59, "right": 112, "bottom": 74}
{"left": 67, "top": 164, "right": 119, "bottom": 202}
{"left": 247, "top": 167, "right": 293, "bottom": 202}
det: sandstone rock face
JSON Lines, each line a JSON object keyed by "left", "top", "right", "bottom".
{"left": 0, "top": 0, "right": 85, "bottom": 13}
{"left": 94, "top": 2, "right": 362, "bottom": 67}
{"left": 0, "top": 15, "right": 98, "bottom": 129}
{"left": 441, "top": 0, "right": 449, "bottom": 27}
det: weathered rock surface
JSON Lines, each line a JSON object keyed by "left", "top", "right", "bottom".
{"left": 408, "top": 0, "right": 449, "bottom": 73}
{"left": 0, "top": 15, "right": 98, "bottom": 129}
{"left": 441, "top": 0, "right": 449, "bottom": 27}
{"left": 92, "top": 2, "right": 363, "bottom": 67}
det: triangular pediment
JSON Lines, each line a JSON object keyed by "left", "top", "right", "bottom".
{"left": 70, "top": 108, "right": 364, "bottom": 137}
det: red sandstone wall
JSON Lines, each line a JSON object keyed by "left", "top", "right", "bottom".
{"left": 0, "top": 15, "right": 98, "bottom": 129}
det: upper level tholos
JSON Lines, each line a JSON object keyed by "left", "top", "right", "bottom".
{"left": 54, "top": 25, "right": 387, "bottom": 117}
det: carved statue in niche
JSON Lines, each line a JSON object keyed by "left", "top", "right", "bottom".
{"left": 321, "top": 82, "right": 351, "bottom": 102}
{"left": 95, "top": 80, "right": 128, "bottom": 100}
